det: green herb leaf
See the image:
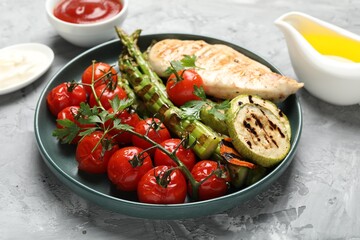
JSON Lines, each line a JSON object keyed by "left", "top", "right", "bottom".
{"left": 87, "top": 115, "right": 103, "bottom": 125}
{"left": 112, "top": 118, "right": 134, "bottom": 132}
{"left": 208, "top": 107, "right": 226, "bottom": 121}
{"left": 75, "top": 102, "right": 99, "bottom": 125}
{"left": 78, "top": 127, "right": 97, "bottom": 137}
{"left": 164, "top": 54, "right": 198, "bottom": 76}
{"left": 110, "top": 95, "right": 134, "bottom": 113}
{"left": 180, "top": 55, "right": 197, "bottom": 68}
{"left": 193, "top": 85, "right": 206, "bottom": 100}
{"left": 78, "top": 102, "right": 97, "bottom": 116}
{"left": 215, "top": 100, "right": 230, "bottom": 110}
{"left": 206, "top": 100, "right": 229, "bottom": 121}
{"left": 52, "top": 119, "right": 80, "bottom": 144}
{"left": 180, "top": 100, "right": 206, "bottom": 120}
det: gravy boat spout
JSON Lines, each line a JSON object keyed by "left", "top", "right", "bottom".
{"left": 274, "top": 12, "right": 360, "bottom": 106}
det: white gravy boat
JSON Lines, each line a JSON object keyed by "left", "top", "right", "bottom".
{"left": 274, "top": 12, "right": 360, "bottom": 106}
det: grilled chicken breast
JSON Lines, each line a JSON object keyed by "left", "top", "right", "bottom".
{"left": 148, "top": 39, "right": 304, "bottom": 102}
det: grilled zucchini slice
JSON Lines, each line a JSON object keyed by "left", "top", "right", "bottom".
{"left": 226, "top": 95, "right": 291, "bottom": 167}
{"left": 232, "top": 94, "right": 291, "bottom": 139}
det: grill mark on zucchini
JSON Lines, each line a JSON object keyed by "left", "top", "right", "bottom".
{"left": 251, "top": 113, "right": 263, "bottom": 128}
{"left": 259, "top": 107, "right": 286, "bottom": 139}
{"left": 243, "top": 120, "right": 257, "bottom": 136}
{"left": 257, "top": 108, "right": 281, "bottom": 148}
{"left": 244, "top": 112, "right": 281, "bottom": 150}
{"left": 278, "top": 109, "right": 284, "bottom": 117}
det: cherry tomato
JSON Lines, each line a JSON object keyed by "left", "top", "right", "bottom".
{"left": 107, "top": 146, "right": 153, "bottom": 192}
{"left": 154, "top": 138, "right": 196, "bottom": 171}
{"left": 105, "top": 107, "right": 140, "bottom": 146}
{"left": 56, "top": 106, "right": 94, "bottom": 144}
{"left": 189, "top": 160, "right": 229, "bottom": 201}
{"left": 46, "top": 82, "right": 87, "bottom": 116}
{"left": 132, "top": 118, "right": 171, "bottom": 155}
{"left": 137, "top": 165, "right": 187, "bottom": 204}
{"left": 75, "top": 131, "right": 118, "bottom": 174}
{"left": 166, "top": 69, "right": 204, "bottom": 106}
{"left": 81, "top": 62, "right": 118, "bottom": 95}
{"left": 88, "top": 84, "right": 127, "bottom": 110}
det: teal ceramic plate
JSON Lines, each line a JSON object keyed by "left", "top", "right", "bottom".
{"left": 34, "top": 34, "right": 302, "bottom": 219}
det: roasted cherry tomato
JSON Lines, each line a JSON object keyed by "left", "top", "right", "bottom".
{"left": 189, "top": 160, "right": 230, "bottom": 201}
{"left": 132, "top": 118, "right": 171, "bottom": 155}
{"left": 75, "top": 131, "right": 118, "bottom": 174}
{"left": 166, "top": 69, "right": 204, "bottom": 106}
{"left": 88, "top": 84, "right": 127, "bottom": 110}
{"left": 56, "top": 106, "right": 94, "bottom": 144}
{"left": 81, "top": 62, "right": 118, "bottom": 95}
{"left": 154, "top": 138, "right": 196, "bottom": 171}
{"left": 46, "top": 82, "right": 87, "bottom": 116}
{"left": 107, "top": 146, "right": 153, "bottom": 192}
{"left": 105, "top": 107, "right": 140, "bottom": 146}
{"left": 137, "top": 165, "right": 187, "bottom": 204}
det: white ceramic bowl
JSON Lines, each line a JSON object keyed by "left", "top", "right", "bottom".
{"left": 46, "top": 0, "right": 128, "bottom": 48}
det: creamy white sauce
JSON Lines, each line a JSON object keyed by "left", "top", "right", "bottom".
{"left": 0, "top": 49, "right": 48, "bottom": 88}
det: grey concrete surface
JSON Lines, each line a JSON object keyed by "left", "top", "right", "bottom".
{"left": 0, "top": 0, "right": 359, "bottom": 239}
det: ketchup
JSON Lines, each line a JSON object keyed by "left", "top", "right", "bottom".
{"left": 53, "top": 0, "right": 123, "bottom": 24}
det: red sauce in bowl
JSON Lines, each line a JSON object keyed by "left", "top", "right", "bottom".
{"left": 53, "top": 0, "right": 123, "bottom": 24}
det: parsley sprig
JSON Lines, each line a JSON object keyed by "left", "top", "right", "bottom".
{"left": 180, "top": 99, "right": 230, "bottom": 122}
{"left": 53, "top": 96, "right": 133, "bottom": 144}
{"left": 164, "top": 55, "right": 198, "bottom": 78}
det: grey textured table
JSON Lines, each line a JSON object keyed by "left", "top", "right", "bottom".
{"left": 1, "top": 0, "right": 360, "bottom": 239}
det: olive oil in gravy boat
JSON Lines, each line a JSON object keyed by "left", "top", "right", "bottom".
{"left": 275, "top": 12, "right": 360, "bottom": 106}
